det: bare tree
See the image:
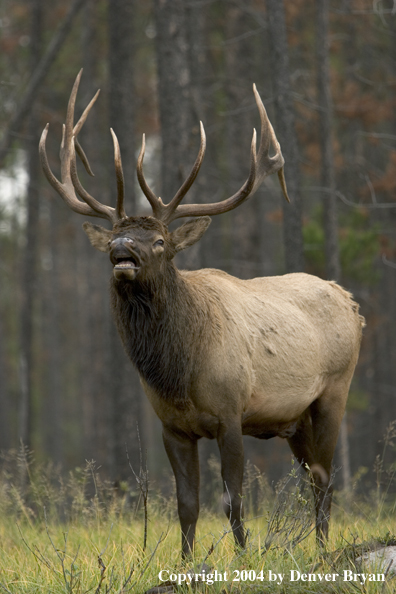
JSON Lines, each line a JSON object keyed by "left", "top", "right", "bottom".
{"left": 107, "top": 0, "right": 141, "bottom": 481}
{"left": 265, "top": 0, "right": 304, "bottom": 273}
{"left": 0, "top": 0, "right": 87, "bottom": 167}
{"left": 108, "top": 0, "right": 136, "bottom": 215}
{"left": 316, "top": 0, "right": 340, "bottom": 282}
{"left": 19, "top": 0, "right": 43, "bottom": 448}
{"left": 153, "top": 0, "right": 192, "bottom": 201}
{"left": 41, "top": 197, "right": 63, "bottom": 465}
{"left": 74, "top": 0, "right": 107, "bottom": 468}
{"left": 316, "top": 0, "right": 350, "bottom": 492}
{"left": 225, "top": 3, "right": 261, "bottom": 280}
{"left": 0, "top": 315, "right": 10, "bottom": 450}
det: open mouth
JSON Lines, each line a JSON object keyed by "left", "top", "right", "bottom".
{"left": 113, "top": 256, "right": 140, "bottom": 270}
{"left": 112, "top": 254, "right": 140, "bottom": 280}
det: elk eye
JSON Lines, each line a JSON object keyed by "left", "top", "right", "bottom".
{"left": 154, "top": 239, "right": 164, "bottom": 247}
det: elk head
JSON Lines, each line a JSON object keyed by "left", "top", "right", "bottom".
{"left": 39, "top": 70, "right": 289, "bottom": 279}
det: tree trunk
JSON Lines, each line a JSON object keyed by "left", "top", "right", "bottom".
{"left": 108, "top": 0, "right": 136, "bottom": 215}
{"left": 316, "top": 0, "right": 341, "bottom": 282}
{"left": 19, "top": 0, "right": 43, "bottom": 448}
{"left": 316, "top": 0, "right": 351, "bottom": 493}
{"left": 153, "top": 0, "right": 192, "bottom": 202}
{"left": 182, "top": 0, "right": 208, "bottom": 271}
{"left": 42, "top": 197, "right": 63, "bottom": 465}
{"left": 72, "top": 0, "right": 108, "bottom": 469}
{"left": 225, "top": 3, "right": 260, "bottom": 280}
{"left": 0, "top": 315, "right": 10, "bottom": 450}
{"left": 0, "top": 0, "right": 87, "bottom": 167}
{"left": 265, "top": 0, "right": 304, "bottom": 273}
{"left": 107, "top": 0, "right": 140, "bottom": 481}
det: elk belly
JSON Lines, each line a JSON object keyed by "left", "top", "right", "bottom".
{"left": 241, "top": 373, "right": 327, "bottom": 438}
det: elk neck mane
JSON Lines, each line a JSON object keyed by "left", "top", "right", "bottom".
{"left": 109, "top": 261, "right": 215, "bottom": 406}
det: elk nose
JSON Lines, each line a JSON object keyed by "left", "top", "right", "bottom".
{"left": 110, "top": 237, "right": 134, "bottom": 248}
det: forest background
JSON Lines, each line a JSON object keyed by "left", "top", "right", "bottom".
{"left": 0, "top": 0, "right": 395, "bottom": 503}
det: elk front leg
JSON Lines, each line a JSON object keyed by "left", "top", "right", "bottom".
{"left": 162, "top": 426, "right": 200, "bottom": 558}
{"left": 217, "top": 423, "right": 245, "bottom": 549}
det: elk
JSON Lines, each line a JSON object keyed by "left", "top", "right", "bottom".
{"left": 40, "top": 71, "right": 364, "bottom": 557}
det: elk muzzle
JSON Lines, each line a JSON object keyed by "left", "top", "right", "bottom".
{"left": 109, "top": 237, "right": 141, "bottom": 281}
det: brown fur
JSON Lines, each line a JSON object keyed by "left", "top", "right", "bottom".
{"left": 83, "top": 215, "right": 364, "bottom": 556}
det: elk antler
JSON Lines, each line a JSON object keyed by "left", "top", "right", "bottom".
{"left": 39, "top": 70, "right": 125, "bottom": 224}
{"left": 137, "top": 122, "right": 207, "bottom": 224}
{"left": 137, "top": 84, "right": 290, "bottom": 225}
{"left": 41, "top": 74, "right": 288, "bottom": 227}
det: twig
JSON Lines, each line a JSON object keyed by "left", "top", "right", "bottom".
{"left": 92, "top": 522, "right": 116, "bottom": 594}
{"left": 115, "top": 540, "right": 135, "bottom": 594}
{"left": 44, "top": 508, "right": 70, "bottom": 589}
{"left": 16, "top": 522, "right": 55, "bottom": 573}
{"left": 43, "top": 508, "right": 82, "bottom": 592}
{"left": 0, "top": 0, "right": 88, "bottom": 167}
{"left": 117, "top": 565, "right": 135, "bottom": 594}
{"left": 263, "top": 465, "right": 317, "bottom": 552}
{"left": 127, "top": 532, "right": 167, "bottom": 592}
{"left": 202, "top": 527, "right": 233, "bottom": 566}
{"left": 307, "top": 185, "right": 396, "bottom": 209}
{"left": 99, "top": 523, "right": 114, "bottom": 558}
{"left": 94, "top": 557, "right": 107, "bottom": 594}
{"left": 126, "top": 425, "right": 149, "bottom": 552}
{"left": 138, "top": 533, "right": 166, "bottom": 581}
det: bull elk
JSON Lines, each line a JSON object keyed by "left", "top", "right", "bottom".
{"left": 40, "top": 70, "right": 364, "bottom": 557}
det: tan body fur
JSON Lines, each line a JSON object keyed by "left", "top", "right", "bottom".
{"left": 143, "top": 270, "right": 363, "bottom": 442}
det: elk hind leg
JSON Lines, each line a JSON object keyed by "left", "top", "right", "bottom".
{"left": 287, "top": 386, "right": 347, "bottom": 544}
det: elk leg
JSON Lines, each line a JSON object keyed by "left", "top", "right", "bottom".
{"left": 217, "top": 423, "right": 245, "bottom": 548}
{"left": 162, "top": 427, "right": 200, "bottom": 558}
{"left": 286, "top": 411, "right": 324, "bottom": 535}
{"left": 287, "top": 387, "right": 347, "bottom": 544}
{"left": 287, "top": 414, "right": 332, "bottom": 543}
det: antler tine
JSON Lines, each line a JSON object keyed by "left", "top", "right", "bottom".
{"left": 40, "top": 70, "right": 120, "bottom": 224}
{"left": 70, "top": 137, "right": 117, "bottom": 222}
{"left": 73, "top": 88, "right": 100, "bottom": 137}
{"left": 60, "top": 69, "right": 81, "bottom": 183}
{"left": 136, "top": 124, "right": 207, "bottom": 223}
{"left": 137, "top": 134, "right": 164, "bottom": 218}
{"left": 39, "top": 124, "right": 99, "bottom": 217}
{"left": 166, "top": 130, "right": 258, "bottom": 223}
{"left": 160, "top": 85, "right": 289, "bottom": 224}
{"left": 110, "top": 129, "right": 127, "bottom": 220}
{"left": 253, "top": 84, "right": 290, "bottom": 202}
{"left": 162, "top": 122, "right": 206, "bottom": 224}
{"left": 73, "top": 88, "right": 101, "bottom": 177}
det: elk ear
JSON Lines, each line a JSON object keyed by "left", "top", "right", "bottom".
{"left": 82, "top": 222, "right": 112, "bottom": 253}
{"left": 170, "top": 216, "right": 211, "bottom": 253}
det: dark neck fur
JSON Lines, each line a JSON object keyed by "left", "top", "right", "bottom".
{"left": 110, "top": 263, "right": 202, "bottom": 405}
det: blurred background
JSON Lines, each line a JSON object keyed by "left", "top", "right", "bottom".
{"left": 0, "top": 0, "right": 395, "bottom": 499}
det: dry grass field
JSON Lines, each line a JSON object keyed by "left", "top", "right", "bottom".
{"left": 0, "top": 449, "right": 395, "bottom": 594}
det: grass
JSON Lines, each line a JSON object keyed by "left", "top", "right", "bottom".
{"left": 0, "top": 445, "right": 395, "bottom": 593}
